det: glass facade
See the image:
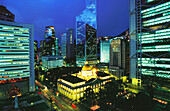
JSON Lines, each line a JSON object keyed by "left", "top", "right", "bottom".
{"left": 130, "top": 0, "right": 170, "bottom": 79}
{"left": 139, "top": 1, "right": 170, "bottom": 78}
{"left": 55, "top": 38, "right": 59, "bottom": 56}
{"left": 45, "top": 26, "right": 56, "bottom": 56}
{"left": 61, "top": 33, "right": 67, "bottom": 57}
{"left": 100, "top": 41, "right": 110, "bottom": 63}
{"left": 0, "top": 20, "right": 35, "bottom": 91}
{"left": 66, "top": 28, "right": 75, "bottom": 59}
{"left": 34, "top": 40, "right": 38, "bottom": 64}
{"left": 76, "top": 0, "right": 97, "bottom": 66}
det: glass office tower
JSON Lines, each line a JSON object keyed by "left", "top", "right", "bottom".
{"left": 100, "top": 40, "right": 110, "bottom": 63}
{"left": 130, "top": 0, "right": 170, "bottom": 81}
{"left": 55, "top": 38, "right": 59, "bottom": 56}
{"left": 61, "top": 33, "right": 67, "bottom": 57}
{"left": 76, "top": 0, "right": 97, "bottom": 66}
{"left": 66, "top": 28, "right": 75, "bottom": 59}
{"left": 0, "top": 20, "right": 35, "bottom": 94}
{"left": 45, "top": 26, "right": 56, "bottom": 56}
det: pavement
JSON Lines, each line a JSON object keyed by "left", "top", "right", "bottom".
{"left": 36, "top": 80, "right": 82, "bottom": 111}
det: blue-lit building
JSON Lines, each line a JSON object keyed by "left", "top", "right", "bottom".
{"left": 0, "top": 20, "right": 35, "bottom": 97}
{"left": 55, "top": 38, "right": 59, "bottom": 56}
{"left": 76, "top": 0, "right": 97, "bottom": 66}
{"left": 130, "top": 0, "right": 170, "bottom": 85}
{"left": 100, "top": 40, "right": 111, "bottom": 63}
{"left": 61, "top": 33, "right": 67, "bottom": 57}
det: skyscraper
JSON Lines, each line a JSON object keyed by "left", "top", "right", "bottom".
{"left": 0, "top": 20, "right": 35, "bottom": 97}
{"left": 130, "top": 0, "right": 170, "bottom": 83}
{"left": 100, "top": 40, "right": 111, "bottom": 63}
{"left": 55, "top": 38, "right": 59, "bottom": 56}
{"left": 34, "top": 40, "right": 38, "bottom": 67}
{"left": 109, "top": 39, "right": 126, "bottom": 79}
{"left": 66, "top": 28, "right": 75, "bottom": 59}
{"left": 45, "top": 26, "right": 56, "bottom": 56}
{"left": 76, "top": 0, "right": 97, "bottom": 66}
{"left": 40, "top": 40, "right": 46, "bottom": 59}
{"left": 61, "top": 33, "right": 67, "bottom": 57}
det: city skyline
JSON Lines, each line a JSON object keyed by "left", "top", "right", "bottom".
{"left": 0, "top": 0, "right": 129, "bottom": 43}
{"left": 0, "top": 0, "right": 169, "bottom": 110}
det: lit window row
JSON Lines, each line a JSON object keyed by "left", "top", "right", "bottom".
{"left": 139, "top": 63, "right": 170, "bottom": 68}
{"left": 0, "top": 25, "right": 29, "bottom": 32}
{"left": 139, "top": 58, "right": 170, "bottom": 61}
{"left": 139, "top": 48, "right": 170, "bottom": 52}
{"left": 0, "top": 71, "right": 23, "bottom": 75}
{"left": 147, "top": 0, "right": 155, "bottom": 3}
{"left": 142, "top": 8, "right": 170, "bottom": 18}
{"left": 0, "top": 56, "right": 29, "bottom": 58}
{"left": 142, "top": 45, "right": 170, "bottom": 49}
{"left": 143, "top": 16, "right": 170, "bottom": 26}
{"left": 0, "top": 62, "right": 29, "bottom": 65}
{"left": 0, "top": 33, "right": 13, "bottom": 36}
{"left": 142, "top": 1, "right": 170, "bottom": 13}
{"left": 142, "top": 6, "right": 170, "bottom": 18}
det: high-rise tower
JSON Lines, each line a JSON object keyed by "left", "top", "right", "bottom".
{"left": 76, "top": 0, "right": 97, "bottom": 66}
{"left": 61, "top": 33, "right": 67, "bottom": 57}
{"left": 130, "top": 0, "right": 170, "bottom": 84}
{"left": 45, "top": 26, "right": 56, "bottom": 56}
{"left": 0, "top": 20, "right": 35, "bottom": 97}
{"left": 55, "top": 38, "right": 59, "bottom": 56}
{"left": 66, "top": 28, "right": 75, "bottom": 59}
{"left": 109, "top": 39, "right": 126, "bottom": 79}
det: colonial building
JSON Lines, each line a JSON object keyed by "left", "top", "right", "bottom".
{"left": 57, "top": 64, "right": 114, "bottom": 101}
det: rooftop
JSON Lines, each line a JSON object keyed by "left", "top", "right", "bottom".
{"left": 61, "top": 75, "right": 85, "bottom": 84}
{"left": 97, "top": 71, "right": 110, "bottom": 77}
{"left": 0, "top": 5, "right": 15, "bottom": 16}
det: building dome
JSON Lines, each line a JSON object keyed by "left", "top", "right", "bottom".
{"left": 82, "top": 64, "right": 92, "bottom": 71}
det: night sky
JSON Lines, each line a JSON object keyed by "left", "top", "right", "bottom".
{"left": 1, "top": 0, "right": 129, "bottom": 45}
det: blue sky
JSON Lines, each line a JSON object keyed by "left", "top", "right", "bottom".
{"left": 1, "top": 0, "right": 129, "bottom": 45}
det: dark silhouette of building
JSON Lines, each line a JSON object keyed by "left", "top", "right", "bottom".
{"left": 34, "top": 40, "right": 38, "bottom": 64}
{"left": 0, "top": 5, "right": 15, "bottom": 22}
{"left": 40, "top": 40, "right": 46, "bottom": 60}
{"left": 66, "top": 28, "right": 75, "bottom": 59}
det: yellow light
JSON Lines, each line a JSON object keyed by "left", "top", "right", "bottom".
{"left": 92, "top": 68, "right": 97, "bottom": 75}
{"left": 44, "top": 86, "right": 47, "bottom": 90}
